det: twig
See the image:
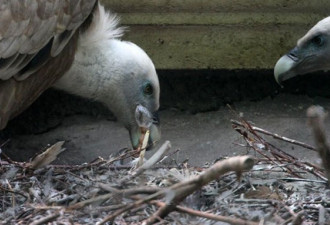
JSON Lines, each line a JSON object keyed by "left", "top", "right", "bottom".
{"left": 0, "top": 139, "right": 10, "bottom": 148}
{"left": 231, "top": 113, "right": 326, "bottom": 181}
{"left": 0, "top": 185, "right": 29, "bottom": 201}
{"left": 68, "top": 186, "right": 161, "bottom": 210}
{"left": 278, "top": 177, "right": 327, "bottom": 184}
{"left": 96, "top": 189, "right": 165, "bottom": 224}
{"left": 98, "top": 156, "right": 254, "bottom": 224}
{"left": 148, "top": 200, "right": 259, "bottom": 225}
{"left": 145, "top": 156, "right": 255, "bottom": 224}
{"left": 231, "top": 119, "right": 316, "bottom": 151}
{"left": 0, "top": 150, "right": 25, "bottom": 167}
{"left": 29, "top": 211, "right": 61, "bottom": 225}
{"left": 28, "top": 141, "right": 66, "bottom": 169}
{"left": 68, "top": 193, "right": 113, "bottom": 210}
{"left": 120, "top": 141, "right": 172, "bottom": 184}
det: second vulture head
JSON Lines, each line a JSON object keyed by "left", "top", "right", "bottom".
{"left": 274, "top": 17, "right": 330, "bottom": 84}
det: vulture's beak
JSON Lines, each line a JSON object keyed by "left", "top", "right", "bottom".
{"left": 274, "top": 47, "right": 300, "bottom": 85}
{"left": 129, "top": 111, "right": 161, "bottom": 150}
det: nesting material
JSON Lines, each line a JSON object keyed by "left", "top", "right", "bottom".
{"left": 1, "top": 109, "right": 330, "bottom": 224}
{"left": 29, "top": 141, "right": 66, "bottom": 169}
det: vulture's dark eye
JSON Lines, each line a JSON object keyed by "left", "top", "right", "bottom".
{"left": 311, "top": 35, "right": 324, "bottom": 46}
{"left": 143, "top": 83, "right": 153, "bottom": 95}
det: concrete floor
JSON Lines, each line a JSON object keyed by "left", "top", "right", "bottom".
{"left": 2, "top": 93, "right": 328, "bottom": 166}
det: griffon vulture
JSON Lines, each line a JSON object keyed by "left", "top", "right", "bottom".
{"left": 274, "top": 17, "right": 330, "bottom": 84}
{"left": 0, "top": 1, "right": 160, "bottom": 149}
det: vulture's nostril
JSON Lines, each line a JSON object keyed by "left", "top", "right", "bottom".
{"left": 152, "top": 111, "right": 160, "bottom": 125}
{"left": 287, "top": 47, "right": 299, "bottom": 61}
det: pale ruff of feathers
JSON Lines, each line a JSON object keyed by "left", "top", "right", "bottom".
{"left": 79, "top": 3, "right": 125, "bottom": 48}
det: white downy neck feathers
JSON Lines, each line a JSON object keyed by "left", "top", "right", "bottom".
{"left": 79, "top": 3, "right": 125, "bottom": 47}
{"left": 53, "top": 3, "right": 160, "bottom": 149}
{"left": 53, "top": 4, "right": 158, "bottom": 117}
{"left": 54, "top": 5, "right": 159, "bottom": 123}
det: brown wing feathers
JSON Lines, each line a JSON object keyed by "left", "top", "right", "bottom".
{"left": 0, "top": 0, "right": 97, "bottom": 129}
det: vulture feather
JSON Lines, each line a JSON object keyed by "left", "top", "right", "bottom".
{"left": 274, "top": 17, "right": 330, "bottom": 84}
{"left": 0, "top": 0, "right": 160, "bottom": 149}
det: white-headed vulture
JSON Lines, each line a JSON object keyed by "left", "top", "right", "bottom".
{"left": 0, "top": 1, "right": 160, "bottom": 149}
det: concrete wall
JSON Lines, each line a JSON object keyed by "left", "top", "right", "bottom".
{"left": 101, "top": 0, "right": 330, "bottom": 69}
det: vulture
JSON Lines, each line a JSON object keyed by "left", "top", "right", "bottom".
{"left": 0, "top": 1, "right": 160, "bottom": 149}
{"left": 274, "top": 16, "right": 330, "bottom": 84}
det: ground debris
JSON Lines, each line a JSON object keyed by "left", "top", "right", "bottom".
{"left": 1, "top": 114, "right": 330, "bottom": 224}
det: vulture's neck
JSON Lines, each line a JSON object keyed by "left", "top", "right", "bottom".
{"left": 54, "top": 40, "right": 121, "bottom": 103}
{"left": 53, "top": 4, "right": 127, "bottom": 111}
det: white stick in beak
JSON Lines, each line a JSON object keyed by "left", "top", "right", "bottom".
{"left": 134, "top": 105, "right": 153, "bottom": 167}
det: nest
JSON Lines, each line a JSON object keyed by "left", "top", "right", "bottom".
{"left": 1, "top": 106, "right": 330, "bottom": 224}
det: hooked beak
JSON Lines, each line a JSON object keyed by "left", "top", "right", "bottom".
{"left": 129, "top": 111, "right": 161, "bottom": 150}
{"left": 274, "top": 47, "right": 300, "bottom": 85}
{"left": 274, "top": 54, "right": 297, "bottom": 85}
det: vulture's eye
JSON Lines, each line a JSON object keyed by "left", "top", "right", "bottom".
{"left": 311, "top": 35, "right": 324, "bottom": 46}
{"left": 143, "top": 83, "right": 153, "bottom": 95}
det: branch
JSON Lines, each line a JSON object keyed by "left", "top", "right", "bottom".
{"left": 119, "top": 141, "right": 172, "bottom": 184}
{"left": 307, "top": 105, "right": 330, "bottom": 184}
{"left": 145, "top": 155, "right": 255, "bottom": 224}
{"left": 98, "top": 156, "right": 254, "bottom": 224}
{"left": 149, "top": 200, "right": 259, "bottom": 225}
{"left": 29, "top": 141, "right": 66, "bottom": 169}
{"left": 29, "top": 211, "right": 61, "bottom": 225}
{"left": 231, "top": 119, "right": 316, "bottom": 151}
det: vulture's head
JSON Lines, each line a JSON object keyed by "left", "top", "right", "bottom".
{"left": 54, "top": 5, "right": 161, "bottom": 150}
{"left": 100, "top": 40, "right": 161, "bottom": 150}
{"left": 274, "top": 17, "right": 330, "bottom": 84}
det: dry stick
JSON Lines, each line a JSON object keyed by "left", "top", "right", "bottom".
{"left": 233, "top": 125, "right": 288, "bottom": 173}
{"left": 0, "top": 150, "right": 25, "bottom": 167}
{"left": 232, "top": 119, "right": 288, "bottom": 169}
{"left": 98, "top": 183, "right": 161, "bottom": 194}
{"left": 98, "top": 156, "right": 254, "bottom": 225}
{"left": 233, "top": 118, "right": 300, "bottom": 177}
{"left": 145, "top": 155, "right": 255, "bottom": 224}
{"left": 69, "top": 140, "right": 163, "bottom": 172}
{"left": 68, "top": 186, "right": 161, "bottom": 210}
{"left": 96, "top": 189, "right": 165, "bottom": 225}
{"left": 266, "top": 137, "right": 326, "bottom": 180}
{"left": 45, "top": 143, "right": 174, "bottom": 173}
{"left": 137, "top": 129, "right": 148, "bottom": 168}
{"left": 231, "top": 119, "right": 316, "bottom": 151}
{"left": 0, "top": 138, "right": 10, "bottom": 148}
{"left": 149, "top": 200, "right": 259, "bottom": 225}
{"left": 29, "top": 211, "right": 61, "bottom": 225}
{"left": 233, "top": 118, "right": 301, "bottom": 178}
{"left": 307, "top": 106, "right": 330, "bottom": 184}
{"left": 46, "top": 162, "right": 176, "bottom": 170}
{"left": 68, "top": 193, "right": 113, "bottom": 210}
{"left": 130, "top": 141, "right": 171, "bottom": 177}
{"left": 72, "top": 147, "right": 145, "bottom": 171}
{"left": 283, "top": 205, "right": 305, "bottom": 225}
{"left": 119, "top": 141, "right": 172, "bottom": 184}
{"left": 0, "top": 185, "right": 28, "bottom": 201}
{"left": 265, "top": 138, "right": 326, "bottom": 180}
{"left": 232, "top": 117, "right": 326, "bottom": 180}
{"left": 29, "top": 141, "right": 66, "bottom": 169}
{"left": 264, "top": 145, "right": 303, "bottom": 178}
